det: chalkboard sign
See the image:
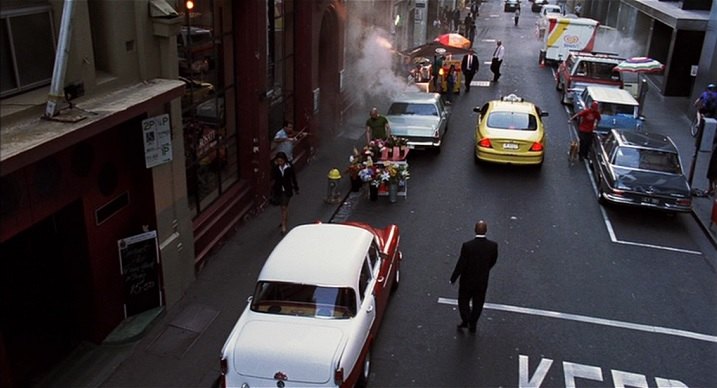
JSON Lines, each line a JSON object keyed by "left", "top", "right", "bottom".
{"left": 118, "top": 231, "right": 162, "bottom": 317}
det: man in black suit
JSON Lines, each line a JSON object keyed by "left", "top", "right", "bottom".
{"left": 461, "top": 50, "right": 479, "bottom": 92}
{"left": 450, "top": 220, "right": 498, "bottom": 333}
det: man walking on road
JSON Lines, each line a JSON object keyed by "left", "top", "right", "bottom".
{"left": 450, "top": 220, "right": 498, "bottom": 334}
{"left": 461, "top": 50, "right": 479, "bottom": 93}
{"left": 569, "top": 101, "right": 601, "bottom": 160}
{"left": 490, "top": 40, "right": 504, "bottom": 82}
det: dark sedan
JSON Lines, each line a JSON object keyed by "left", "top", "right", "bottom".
{"left": 531, "top": 0, "right": 549, "bottom": 12}
{"left": 590, "top": 129, "right": 692, "bottom": 212}
{"left": 504, "top": 0, "right": 521, "bottom": 12}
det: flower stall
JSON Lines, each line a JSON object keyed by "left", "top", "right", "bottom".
{"left": 347, "top": 137, "right": 410, "bottom": 203}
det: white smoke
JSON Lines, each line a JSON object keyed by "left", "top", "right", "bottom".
{"left": 343, "top": 23, "right": 419, "bottom": 114}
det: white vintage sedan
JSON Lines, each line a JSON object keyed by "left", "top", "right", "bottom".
{"left": 220, "top": 222, "right": 402, "bottom": 388}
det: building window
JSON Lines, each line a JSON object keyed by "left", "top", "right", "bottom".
{"left": 0, "top": 4, "right": 55, "bottom": 98}
{"left": 267, "top": 0, "right": 295, "bottom": 139}
{"left": 181, "top": 0, "right": 237, "bottom": 216}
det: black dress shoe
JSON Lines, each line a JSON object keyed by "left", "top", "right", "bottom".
{"left": 457, "top": 322, "right": 468, "bottom": 329}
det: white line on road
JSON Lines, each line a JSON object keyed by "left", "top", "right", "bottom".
{"left": 436, "top": 298, "right": 717, "bottom": 343}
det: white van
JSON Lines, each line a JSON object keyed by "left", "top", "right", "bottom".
{"left": 540, "top": 4, "right": 562, "bottom": 18}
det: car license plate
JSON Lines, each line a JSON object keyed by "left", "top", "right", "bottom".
{"left": 643, "top": 197, "right": 659, "bottom": 204}
{"left": 502, "top": 143, "right": 519, "bottom": 150}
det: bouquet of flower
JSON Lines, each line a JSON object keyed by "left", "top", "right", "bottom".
{"left": 384, "top": 135, "right": 409, "bottom": 148}
{"left": 383, "top": 162, "right": 410, "bottom": 184}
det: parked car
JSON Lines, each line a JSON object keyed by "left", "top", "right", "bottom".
{"left": 555, "top": 51, "right": 624, "bottom": 105}
{"left": 504, "top": 0, "right": 521, "bottom": 12}
{"left": 473, "top": 94, "right": 548, "bottom": 166}
{"left": 573, "top": 86, "right": 642, "bottom": 134}
{"left": 539, "top": 3, "right": 562, "bottom": 17}
{"left": 177, "top": 26, "right": 215, "bottom": 76}
{"left": 219, "top": 222, "right": 402, "bottom": 388}
{"left": 385, "top": 92, "right": 450, "bottom": 153}
{"left": 532, "top": 0, "right": 550, "bottom": 12}
{"left": 590, "top": 129, "right": 691, "bottom": 212}
{"left": 179, "top": 77, "right": 214, "bottom": 107}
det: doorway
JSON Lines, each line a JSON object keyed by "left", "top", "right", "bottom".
{"left": 0, "top": 200, "right": 91, "bottom": 387}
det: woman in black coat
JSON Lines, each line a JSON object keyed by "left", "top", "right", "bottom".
{"left": 272, "top": 152, "right": 299, "bottom": 234}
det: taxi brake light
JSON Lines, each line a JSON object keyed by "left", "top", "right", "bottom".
{"left": 530, "top": 142, "right": 544, "bottom": 151}
{"left": 478, "top": 138, "right": 492, "bottom": 148}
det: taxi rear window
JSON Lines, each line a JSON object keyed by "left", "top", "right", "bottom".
{"left": 487, "top": 112, "right": 537, "bottom": 131}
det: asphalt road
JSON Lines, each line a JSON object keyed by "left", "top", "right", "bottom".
{"left": 345, "top": 1, "right": 717, "bottom": 386}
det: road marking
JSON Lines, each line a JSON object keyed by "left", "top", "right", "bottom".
{"left": 472, "top": 80, "right": 491, "bottom": 87}
{"left": 562, "top": 99, "right": 701, "bottom": 255}
{"left": 437, "top": 298, "right": 717, "bottom": 343}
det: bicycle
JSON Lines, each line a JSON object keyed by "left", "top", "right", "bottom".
{"left": 690, "top": 112, "right": 702, "bottom": 137}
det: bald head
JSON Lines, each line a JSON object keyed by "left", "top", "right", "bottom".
{"left": 370, "top": 107, "right": 379, "bottom": 118}
{"left": 475, "top": 220, "right": 487, "bottom": 235}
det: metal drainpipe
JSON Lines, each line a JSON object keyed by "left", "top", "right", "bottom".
{"left": 45, "top": 0, "right": 77, "bottom": 118}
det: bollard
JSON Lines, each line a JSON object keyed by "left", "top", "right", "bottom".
{"left": 326, "top": 168, "right": 342, "bottom": 203}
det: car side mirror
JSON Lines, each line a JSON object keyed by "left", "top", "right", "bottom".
{"left": 246, "top": 296, "right": 253, "bottom": 304}
{"left": 541, "top": 112, "right": 549, "bottom": 117}
{"left": 473, "top": 106, "right": 481, "bottom": 113}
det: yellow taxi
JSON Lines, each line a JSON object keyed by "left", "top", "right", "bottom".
{"left": 473, "top": 94, "right": 548, "bottom": 166}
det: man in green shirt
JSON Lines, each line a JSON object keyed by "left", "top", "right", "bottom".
{"left": 365, "top": 107, "right": 391, "bottom": 143}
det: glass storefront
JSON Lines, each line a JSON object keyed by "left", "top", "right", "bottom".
{"left": 267, "top": 0, "right": 295, "bottom": 140}
{"left": 180, "top": 0, "right": 238, "bottom": 216}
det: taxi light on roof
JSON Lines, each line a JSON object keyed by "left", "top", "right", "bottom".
{"left": 530, "top": 142, "right": 544, "bottom": 151}
{"left": 478, "top": 138, "right": 492, "bottom": 148}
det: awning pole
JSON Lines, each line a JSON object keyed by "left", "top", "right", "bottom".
{"left": 45, "top": 0, "right": 76, "bottom": 118}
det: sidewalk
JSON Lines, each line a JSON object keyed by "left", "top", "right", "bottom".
{"left": 39, "top": 113, "right": 370, "bottom": 387}
{"left": 640, "top": 76, "right": 717, "bottom": 249}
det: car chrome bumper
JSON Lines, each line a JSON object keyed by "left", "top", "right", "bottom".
{"left": 476, "top": 149, "right": 544, "bottom": 165}
{"left": 602, "top": 193, "right": 692, "bottom": 213}
{"left": 407, "top": 139, "right": 441, "bottom": 149}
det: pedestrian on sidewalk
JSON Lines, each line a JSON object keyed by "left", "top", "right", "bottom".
{"left": 468, "top": 22, "right": 476, "bottom": 47}
{"left": 569, "top": 101, "right": 601, "bottom": 160}
{"left": 365, "top": 107, "right": 391, "bottom": 143}
{"left": 273, "top": 120, "right": 296, "bottom": 162}
{"left": 450, "top": 220, "right": 499, "bottom": 334}
{"left": 514, "top": 8, "right": 520, "bottom": 26}
{"left": 445, "top": 64, "right": 457, "bottom": 104}
{"left": 453, "top": 8, "right": 461, "bottom": 32}
{"left": 271, "top": 152, "right": 299, "bottom": 235}
{"left": 490, "top": 40, "right": 504, "bottom": 82}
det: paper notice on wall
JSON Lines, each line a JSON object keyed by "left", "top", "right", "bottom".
{"left": 142, "top": 114, "right": 173, "bottom": 168}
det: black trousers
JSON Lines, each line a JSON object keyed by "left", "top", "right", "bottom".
{"left": 578, "top": 131, "right": 593, "bottom": 159}
{"left": 491, "top": 59, "right": 502, "bottom": 80}
{"left": 458, "top": 288, "right": 487, "bottom": 328}
{"left": 464, "top": 72, "right": 475, "bottom": 90}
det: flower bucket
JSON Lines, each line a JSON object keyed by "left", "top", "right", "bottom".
{"left": 388, "top": 182, "right": 399, "bottom": 203}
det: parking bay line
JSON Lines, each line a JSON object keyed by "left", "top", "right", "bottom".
{"left": 561, "top": 104, "right": 702, "bottom": 256}
{"left": 437, "top": 298, "right": 717, "bottom": 343}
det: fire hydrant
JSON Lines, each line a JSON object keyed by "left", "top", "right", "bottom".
{"left": 326, "top": 168, "right": 342, "bottom": 203}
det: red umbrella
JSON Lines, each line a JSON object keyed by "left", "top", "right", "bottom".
{"left": 403, "top": 41, "right": 472, "bottom": 58}
{"left": 434, "top": 33, "right": 472, "bottom": 49}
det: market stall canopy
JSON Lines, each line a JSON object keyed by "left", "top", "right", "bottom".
{"left": 434, "top": 33, "right": 472, "bottom": 49}
{"left": 613, "top": 57, "right": 664, "bottom": 73}
{"left": 403, "top": 41, "right": 472, "bottom": 59}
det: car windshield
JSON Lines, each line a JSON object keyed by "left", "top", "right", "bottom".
{"left": 612, "top": 147, "right": 681, "bottom": 173}
{"left": 600, "top": 103, "right": 635, "bottom": 116}
{"left": 586, "top": 62, "right": 621, "bottom": 81}
{"left": 250, "top": 281, "right": 357, "bottom": 319}
{"left": 388, "top": 103, "right": 438, "bottom": 116}
{"left": 487, "top": 111, "right": 537, "bottom": 130}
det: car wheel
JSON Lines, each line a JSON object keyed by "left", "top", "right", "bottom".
{"left": 596, "top": 177, "right": 607, "bottom": 204}
{"left": 356, "top": 350, "right": 371, "bottom": 388}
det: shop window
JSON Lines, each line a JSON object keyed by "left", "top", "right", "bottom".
{"left": 0, "top": 4, "right": 55, "bottom": 98}
{"left": 267, "top": 0, "right": 295, "bottom": 141}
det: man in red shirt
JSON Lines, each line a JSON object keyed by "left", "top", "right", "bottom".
{"left": 569, "top": 101, "right": 601, "bottom": 160}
